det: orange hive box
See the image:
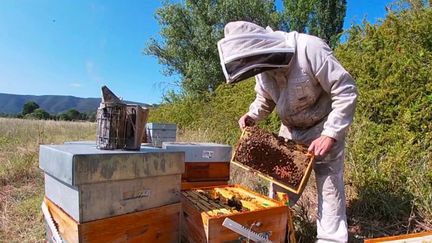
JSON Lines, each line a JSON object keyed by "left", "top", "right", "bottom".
{"left": 231, "top": 126, "right": 314, "bottom": 195}
{"left": 364, "top": 231, "right": 432, "bottom": 242}
{"left": 162, "top": 142, "right": 232, "bottom": 183}
{"left": 44, "top": 197, "right": 181, "bottom": 243}
{"left": 183, "top": 162, "right": 230, "bottom": 182}
{"left": 181, "top": 184, "right": 291, "bottom": 243}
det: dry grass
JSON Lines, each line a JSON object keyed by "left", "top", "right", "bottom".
{"left": 0, "top": 118, "right": 95, "bottom": 242}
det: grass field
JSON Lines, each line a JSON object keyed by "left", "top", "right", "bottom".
{"left": 0, "top": 118, "right": 95, "bottom": 242}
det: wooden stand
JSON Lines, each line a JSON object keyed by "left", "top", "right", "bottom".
{"left": 44, "top": 197, "right": 181, "bottom": 243}
{"left": 181, "top": 185, "right": 290, "bottom": 243}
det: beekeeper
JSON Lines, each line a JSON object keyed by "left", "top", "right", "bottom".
{"left": 217, "top": 21, "right": 357, "bottom": 242}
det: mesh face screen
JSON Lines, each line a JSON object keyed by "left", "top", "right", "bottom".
{"left": 225, "top": 52, "right": 293, "bottom": 83}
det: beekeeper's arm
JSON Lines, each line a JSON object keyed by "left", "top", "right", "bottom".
{"left": 307, "top": 38, "right": 357, "bottom": 155}
{"left": 243, "top": 75, "right": 276, "bottom": 125}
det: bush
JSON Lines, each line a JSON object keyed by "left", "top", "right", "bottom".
{"left": 337, "top": 4, "right": 432, "bottom": 222}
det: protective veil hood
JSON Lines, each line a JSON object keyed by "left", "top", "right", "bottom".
{"left": 217, "top": 21, "right": 296, "bottom": 84}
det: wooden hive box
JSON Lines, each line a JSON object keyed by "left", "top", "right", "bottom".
{"left": 181, "top": 185, "right": 290, "bottom": 243}
{"left": 39, "top": 144, "right": 184, "bottom": 223}
{"left": 232, "top": 126, "right": 314, "bottom": 195}
{"left": 183, "top": 162, "right": 230, "bottom": 182}
{"left": 44, "top": 197, "right": 181, "bottom": 243}
{"left": 163, "top": 142, "right": 232, "bottom": 182}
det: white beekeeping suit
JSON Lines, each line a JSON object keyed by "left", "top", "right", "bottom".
{"left": 218, "top": 21, "right": 357, "bottom": 243}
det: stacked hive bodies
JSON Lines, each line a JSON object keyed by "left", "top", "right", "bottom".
{"left": 162, "top": 142, "right": 232, "bottom": 190}
{"left": 39, "top": 144, "right": 184, "bottom": 242}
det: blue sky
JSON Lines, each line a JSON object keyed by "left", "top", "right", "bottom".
{"left": 0, "top": 0, "right": 394, "bottom": 104}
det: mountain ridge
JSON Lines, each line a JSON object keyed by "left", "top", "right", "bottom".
{"left": 0, "top": 93, "right": 149, "bottom": 114}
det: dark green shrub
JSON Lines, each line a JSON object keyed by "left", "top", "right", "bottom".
{"left": 337, "top": 3, "right": 432, "bottom": 223}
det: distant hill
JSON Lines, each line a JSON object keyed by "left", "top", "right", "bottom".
{"left": 0, "top": 93, "right": 149, "bottom": 114}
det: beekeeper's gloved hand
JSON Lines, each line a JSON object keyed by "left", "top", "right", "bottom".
{"left": 308, "top": 135, "right": 336, "bottom": 157}
{"left": 238, "top": 113, "right": 255, "bottom": 129}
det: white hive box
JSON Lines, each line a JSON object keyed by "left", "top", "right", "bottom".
{"left": 39, "top": 144, "right": 184, "bottom": 223}
{"left": 146, "top": 123, "right": 177, "bottom": 147}
{"left": 162, "top": 142, "right": 232, "bottom": 182}
{"left": 162, "top": 142, "right": 232, "bottom": 163}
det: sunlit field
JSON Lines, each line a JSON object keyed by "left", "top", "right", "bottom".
{"left": 0, "top": 118, "right": 95, "bottom": 242}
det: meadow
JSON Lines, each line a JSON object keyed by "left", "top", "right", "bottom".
{"left": 0, "top": 118, "right": 95, "bottom": 242}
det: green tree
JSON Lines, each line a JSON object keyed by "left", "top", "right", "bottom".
{"left": 22, "top": 101, "right": 39, "bottom": 116}
{"left": 58, "top": 113, "right": 71, "bottom": 121}
{"left": 310, "top": 0, "right": 347, "bottom": 47}
{"left": 281, "top": 0, "right": 314, "bottom": 32}
{"left": 66, "top": 109, "right": 81, "bottom": 121}
{"left": 29, "top": 108, "right": 50, "bottom": 120}
{"left": 282, "top": 0, "right": 347, "bottom": 47}
{"left": 59, "top": 109, "right": 81, "bottom": 121}
{"left": 145, "top": 0, "right": 280, "bottom": 95}
{"left": 147, "top": 0, "right": 347, "bottom": 97}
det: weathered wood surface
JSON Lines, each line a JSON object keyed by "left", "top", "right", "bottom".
{"left": 45, "top": 173, "right": 181, "bottom": 222}
{"left": 45, "top": 197, "right": 181, "bottom": 243}
{"left": 183, "top": 162, "right": 230, "bottom": 182}
{"left": 181, "top": 185, "right": 289, "bottom": 243}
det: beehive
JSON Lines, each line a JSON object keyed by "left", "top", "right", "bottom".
{"left": 39, "top": 144, "right": 184, "bottom": 223}
{"left": 181, "top": 185, "right": 290, "bottom": 243}
{"left": 146, "top": 123, "right": 177, "bottom": 147}
{"left": 44, "top": 197, "right": 181, "bottom": 243}
{"left": 232, "top": 126, "right": 314, "bottom": 194}
{"left": 163, "top": 142, "right": 231, "bottom": 182}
